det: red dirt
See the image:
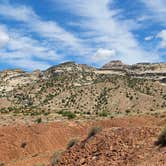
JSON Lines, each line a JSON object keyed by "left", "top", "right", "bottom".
{"left": 58, "top": 127, "right": 165, "bottom": 166}
{"left": 0, "top": 116, "right": 165, "bottom": 166}
{"left": 0, "top": 121, "right": 89, "bottom": 166}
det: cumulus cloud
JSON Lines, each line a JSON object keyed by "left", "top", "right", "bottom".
{"left": 92, "top": 48, "right": 116, "bottom": 64}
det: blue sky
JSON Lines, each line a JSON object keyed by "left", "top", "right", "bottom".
{"left": 0, "top": 0, "right": 166, "bottom": 71}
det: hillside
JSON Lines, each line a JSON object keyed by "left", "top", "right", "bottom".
{"left": 0, "top": 61, "right": 165, "bottom": 121}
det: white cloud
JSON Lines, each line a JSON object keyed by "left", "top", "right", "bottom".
{"left": 57, "top": 0, "right": 159, "bottom": 64}
{"left": 0, "top": 4, "right": 36, "bottom": 22}
{"left": 0, "top": 2, "right": 92, "bottom": 70}
{"left": 141, "top": 0, "right": 166, "bottom": 24}
{"left": 0, "top": 0, "right": 162, "bottom": 69}
{"left": 144, "top": 36, "right": 154, "bottom": 41}
{"left": 142, "top": 0, "right": 166, "bottom": 12}
{"left": 0, "top": 26, "right": 9, "bottom": 48}
{"left": 0, "top": 26, "right": 62, "bottom": 70}
{"left": 6, "top": 33, "right": 59, "bottom": 60}
{"left": 92, "top": 48, "right": 116, "bottom": 64}
{"left": 0, "top": 3, "right": 87, "bottom": 55}
{"left": 157, "top": 30, "right": 166, "bottom": 48}
{"left": 140, "top": 0, "right": 166, "bottom": 60}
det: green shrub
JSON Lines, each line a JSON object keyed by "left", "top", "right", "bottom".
{"left": 98, "top": 111, "right": 109, "bottom": 117}
{"left": 35, "top": 117, "right": 42, "bottom": 123}
{"left": 129, "top": 96, "right": 133, "bottom": 100}
{"left": 67, "top": 138, "right": 78, "bottom": 149}
{"left": 44, "top": 112, "right": 50, "bottom": 116}
{"left": 58, "top": 110, "right": 76, "bottom": 119}
{"left": 125, "top": 109, "right": 131, "bottom": 114}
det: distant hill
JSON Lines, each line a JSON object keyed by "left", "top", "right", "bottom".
{"left": 0, "top": 61, "right": 165, "bottom": 117}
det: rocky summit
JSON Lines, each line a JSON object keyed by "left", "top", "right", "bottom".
{"left": 101, "top": 60, "right": 166, "bottom": 82}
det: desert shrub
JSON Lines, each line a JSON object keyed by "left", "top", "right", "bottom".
{"left": 35, "top": 117, "right": 42, "bottom": 123}
{"left": 129, "top": 96, "right": 133, "bottom": 100}
{"left": 58, "top": 110, "right": 76, "bottom": 119}
{"left": 30, "top": 111, "right": 41, "bottom": 116}
{"left": 87, "top": 126, "right": 102, "bottom": 140}
{"left": 98, "top": 111, "right": 109, "bottom": 117}
{"left": 67, "top": 138, "right": 78, "bottom": 149}
{"left": 44, "top": 112, "right": 50, "bottom": 116}
{"left": 80, "top": 126, "right": 102, "bottom": 148}
{"left": 51, "top": 151, "right": 63, "bottom": 166}
{"left": 0, "top": 163, "right": 5, "bottom": 166}
{"left": 125, "top": 109, "right": 131, "bottom": 114}
{"left": 21, "top": 142, "right": 27, "bottom": 148}
{"left": 156, "top": 125, "right": 166, "bottom": 146}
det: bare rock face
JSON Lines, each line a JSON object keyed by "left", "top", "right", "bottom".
{"left": 0, "top": 69, "right": 40, "bottom": 93}
{"left": 101, "top": 60, "right": 166, "bottom": 81}
{"left": 102, "top": 60, "right": 127, "bottom": 70}
{"left": 102, "top": 60, "right": 166, "bottom": 73}
{"left": 129, "top": 63, "right": 166, "bottom": 73}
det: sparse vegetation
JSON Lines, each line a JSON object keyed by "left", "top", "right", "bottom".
{"left": 58, "top": 110, "right": 76, "bottom": 119}
{"left": 35, "top": 117, "right": 42, "bottom": 123}
{"left": 125, "top": 109, "right": 131, "bottom": 114}
{"left": 51, "top": 151, "right": 63, "bottom": 166}
{"left": 0, "top": 62, "right": 165, "bottom": 119}
{"left": 87, "top": 126, "right": 102, "bottom": 140}
{"left": 95, "top": 87, "right": 110, "bottom": 114}
{"left": 98, "top": 111, "right": 109, "bottom": 117}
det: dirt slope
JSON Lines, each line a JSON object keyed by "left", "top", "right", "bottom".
{"left": 58, "top": 127, "right": 166, "bottom": 166}
{"left": 0, "top": 116, "right": 165, "bottom": 166}
{"left": 0, "top": 121, "right": 88, "bottom": 166}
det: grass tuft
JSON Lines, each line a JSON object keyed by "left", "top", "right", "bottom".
{"left": 67, "top": 138, "right": 78, "bottom": 149}
{"left": 87, "top": 126, "right": 102, "bottom": 140}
